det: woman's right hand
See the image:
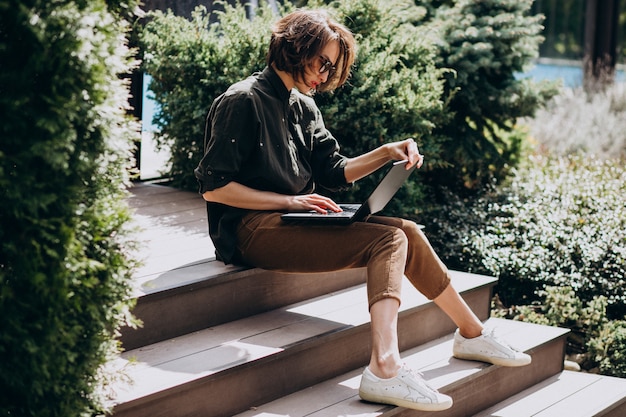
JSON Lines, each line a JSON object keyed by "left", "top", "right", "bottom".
{"left": 287, "top": 193, "right": 342, "bottom": 214}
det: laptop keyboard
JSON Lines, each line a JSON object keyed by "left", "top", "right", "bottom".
{"left": 325, "top": 205, "right": 358, "bottom": 216}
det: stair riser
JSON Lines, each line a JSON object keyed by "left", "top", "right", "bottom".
{"left": 388, "top": 335, "right": 568, "bottom": 417}
{"left": 114, "top": 284, "right": 493, "bottom": 417}
{"left": 398, "top": 287, "right": 492, "bottom": 352}
{"left": 603, "top": 401, "right": 626, "bottom": 417}
{"left": 121, "top": 268, "right": 366, "bottom": 350}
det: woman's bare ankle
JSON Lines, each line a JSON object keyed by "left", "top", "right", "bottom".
{"left": 369, "top": 356, "right": 402, "bottom": 379}
{"left": 458, "top": 324, "right": 484, "bottom": 339}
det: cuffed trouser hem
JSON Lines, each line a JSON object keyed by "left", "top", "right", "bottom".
{"left": 368, "top": 293, "right": 403, "bottom": 311}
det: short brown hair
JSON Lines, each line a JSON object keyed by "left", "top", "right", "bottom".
{"left": 267, "top": 9, "right": 356, "bottom": 92}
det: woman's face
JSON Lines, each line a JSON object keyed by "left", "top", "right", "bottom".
{"left": 294, "top": 40, "right": 340, "bottom": 94}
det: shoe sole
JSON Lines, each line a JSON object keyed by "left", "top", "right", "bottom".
{"left": 359, "top": 389, "right": 453, "bottom": 411}
{"left": 453, "top": 352, "right": 532, "bottom": 367}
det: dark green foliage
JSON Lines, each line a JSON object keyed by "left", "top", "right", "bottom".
{"left": 0, "top": 1, "right": 139, "bottom": 416}
{"left": 426, "top": 0, "right": 559, "bottom": 192}
{"left": 140, "top": 1, "right": 280, "bottom": 190}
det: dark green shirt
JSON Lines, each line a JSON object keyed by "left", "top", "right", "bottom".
{"left": 195, "top": 66, "right": 351, "bottom": 263}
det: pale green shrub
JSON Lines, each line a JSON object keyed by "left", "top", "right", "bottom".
{"left": 524, "top": 82, "right": 626, "bottom": 159}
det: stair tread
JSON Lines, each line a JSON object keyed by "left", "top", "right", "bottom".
{"left": 127, "top": 183, "right": 223, "bottom": 296}
{"left": 110, "top": 271, "right": 495, "bottom": 405}
{"left": 131, "top": 257, "right": 249, "bottom": 297}
{"left": 473, "top": 370, "right": 626, "bottom": 417}
{"left": 232, "top": 319, "right": 569, "bottom": 417}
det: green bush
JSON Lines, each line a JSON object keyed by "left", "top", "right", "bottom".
{"left": 308, "top": 0, "right": 448, "bottom": 217}
{"left": 494, "top": 286, "right": 607, "bottom": 354}
{"left": 425, "top": 0, "right": 559, "bottom": 192}
{"left": 140, "top": 1, "right": 278, "bottom": 190}
{"left": 141, "top": 0, "right": 446, "bottom": 206}
{"left": 494, "top": 285, "right": 626, "bottom": 376}
{"left": 0, "top": 1, "right": 139, "bottom": 416}
{"left": 588, "top": 319, "right": 626, "bottom": 377}
{"left": 425, "top": 153, "right": 626, "bottom": 318}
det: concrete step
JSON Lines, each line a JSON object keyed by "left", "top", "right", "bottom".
{"left": 231, "top": 319, "right": 569, "bottom": 417}
{"left": 108, "top": 272, "right": 496, "bottom": 417}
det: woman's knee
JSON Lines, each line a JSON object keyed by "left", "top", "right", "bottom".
{"left": 400, "top": 219, "right": 426, "bottom": 241}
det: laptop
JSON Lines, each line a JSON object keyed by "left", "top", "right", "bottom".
{"left": 281, "top": 160, "right": 415, "bottom": 224}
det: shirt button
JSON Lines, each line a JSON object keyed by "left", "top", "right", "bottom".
{"left": 207, "top": 170, "right": 212, "bottom": 175}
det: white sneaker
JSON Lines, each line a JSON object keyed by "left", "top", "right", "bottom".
{"left": 359, "top": 365, "right": 453, "bottom": 411}
{"left": 453, "top": 328, "right": 532, "bottom": 367}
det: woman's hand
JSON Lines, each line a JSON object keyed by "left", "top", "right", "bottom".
{"left": 287, "top": 193, "right": 342, "bottom": 214}
{"left": 344, "top": 137, "right": 425, "bottom": 183}
{"left": 385, "top": 138, "right": 425, "bottom": 169}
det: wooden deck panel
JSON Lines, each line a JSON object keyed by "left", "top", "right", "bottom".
{"left": 112, "top": 272, "right": 496, "bottom": 405}
{"left": 474, "top": 371, "right": 626, "bottom": 417}
{"left": 232, "top": 319, "right": 569, "bottom": 417}
{"left": 127, "top": 182, "right": 217, "bottom": 295}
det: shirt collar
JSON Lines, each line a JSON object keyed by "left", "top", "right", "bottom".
{"left": 263, "top": 66, "right": 292, "bottom": 102}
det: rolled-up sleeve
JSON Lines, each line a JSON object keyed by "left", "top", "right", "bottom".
{"left": 195, "top": 90, "right": 257, "bottom": 194}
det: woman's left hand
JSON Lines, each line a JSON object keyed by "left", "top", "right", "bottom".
{"left": 388, "top": 138, "right": 424, "bottom": 169}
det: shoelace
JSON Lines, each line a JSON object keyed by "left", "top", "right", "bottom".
{"left": 484, "top": 328, "right": 521, "bottom": 352}
{"left": 402, "top": 365, "right": 439, "bottom": 392}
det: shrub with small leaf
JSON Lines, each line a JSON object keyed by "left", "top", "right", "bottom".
{"left": 0, "top": 1, "right": 139, "bottom": 415}
{"left": 524, "top": 82, "right": 626, "bottom": 159}
{"left": 480, "top": 154, "right": 626, "bottom": 317}
{"left": 494, "top": 286, "right": 608, "bottom": 356}
{"left": 140, "top": 0, "right": 277, "bottom": 190}
{"left": 587, "top": 319, "right": 626, "bottom": 377}
{"left": 426, "top": 153, "right": 626, "bottom": 318}
{"left": 494, "top": 285, "right": 626, "bottom": 377}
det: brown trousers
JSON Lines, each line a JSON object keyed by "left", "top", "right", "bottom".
{"left": 235, "top": 211, "right": 451, "bottom": 309}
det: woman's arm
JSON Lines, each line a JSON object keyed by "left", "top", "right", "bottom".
{"left": 343, "top": 138, "right": 424, "bottom": 183}
{"left": 202, "top": 139, "right": 422, "bottom": 213}
{"left": 202, "top": 181, "right": 342, "bottom": 213}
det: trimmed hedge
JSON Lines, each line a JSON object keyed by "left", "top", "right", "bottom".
{"left": 0, "top": 1, "right": 140, "bottom": 416}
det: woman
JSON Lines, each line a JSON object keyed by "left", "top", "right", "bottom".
{"left": 194, "top": 9, "right": 530, "bottom": 412}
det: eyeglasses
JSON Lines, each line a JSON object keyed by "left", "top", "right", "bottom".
{"left": 318, "top": 56, "right": 336, "bottom": 78}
